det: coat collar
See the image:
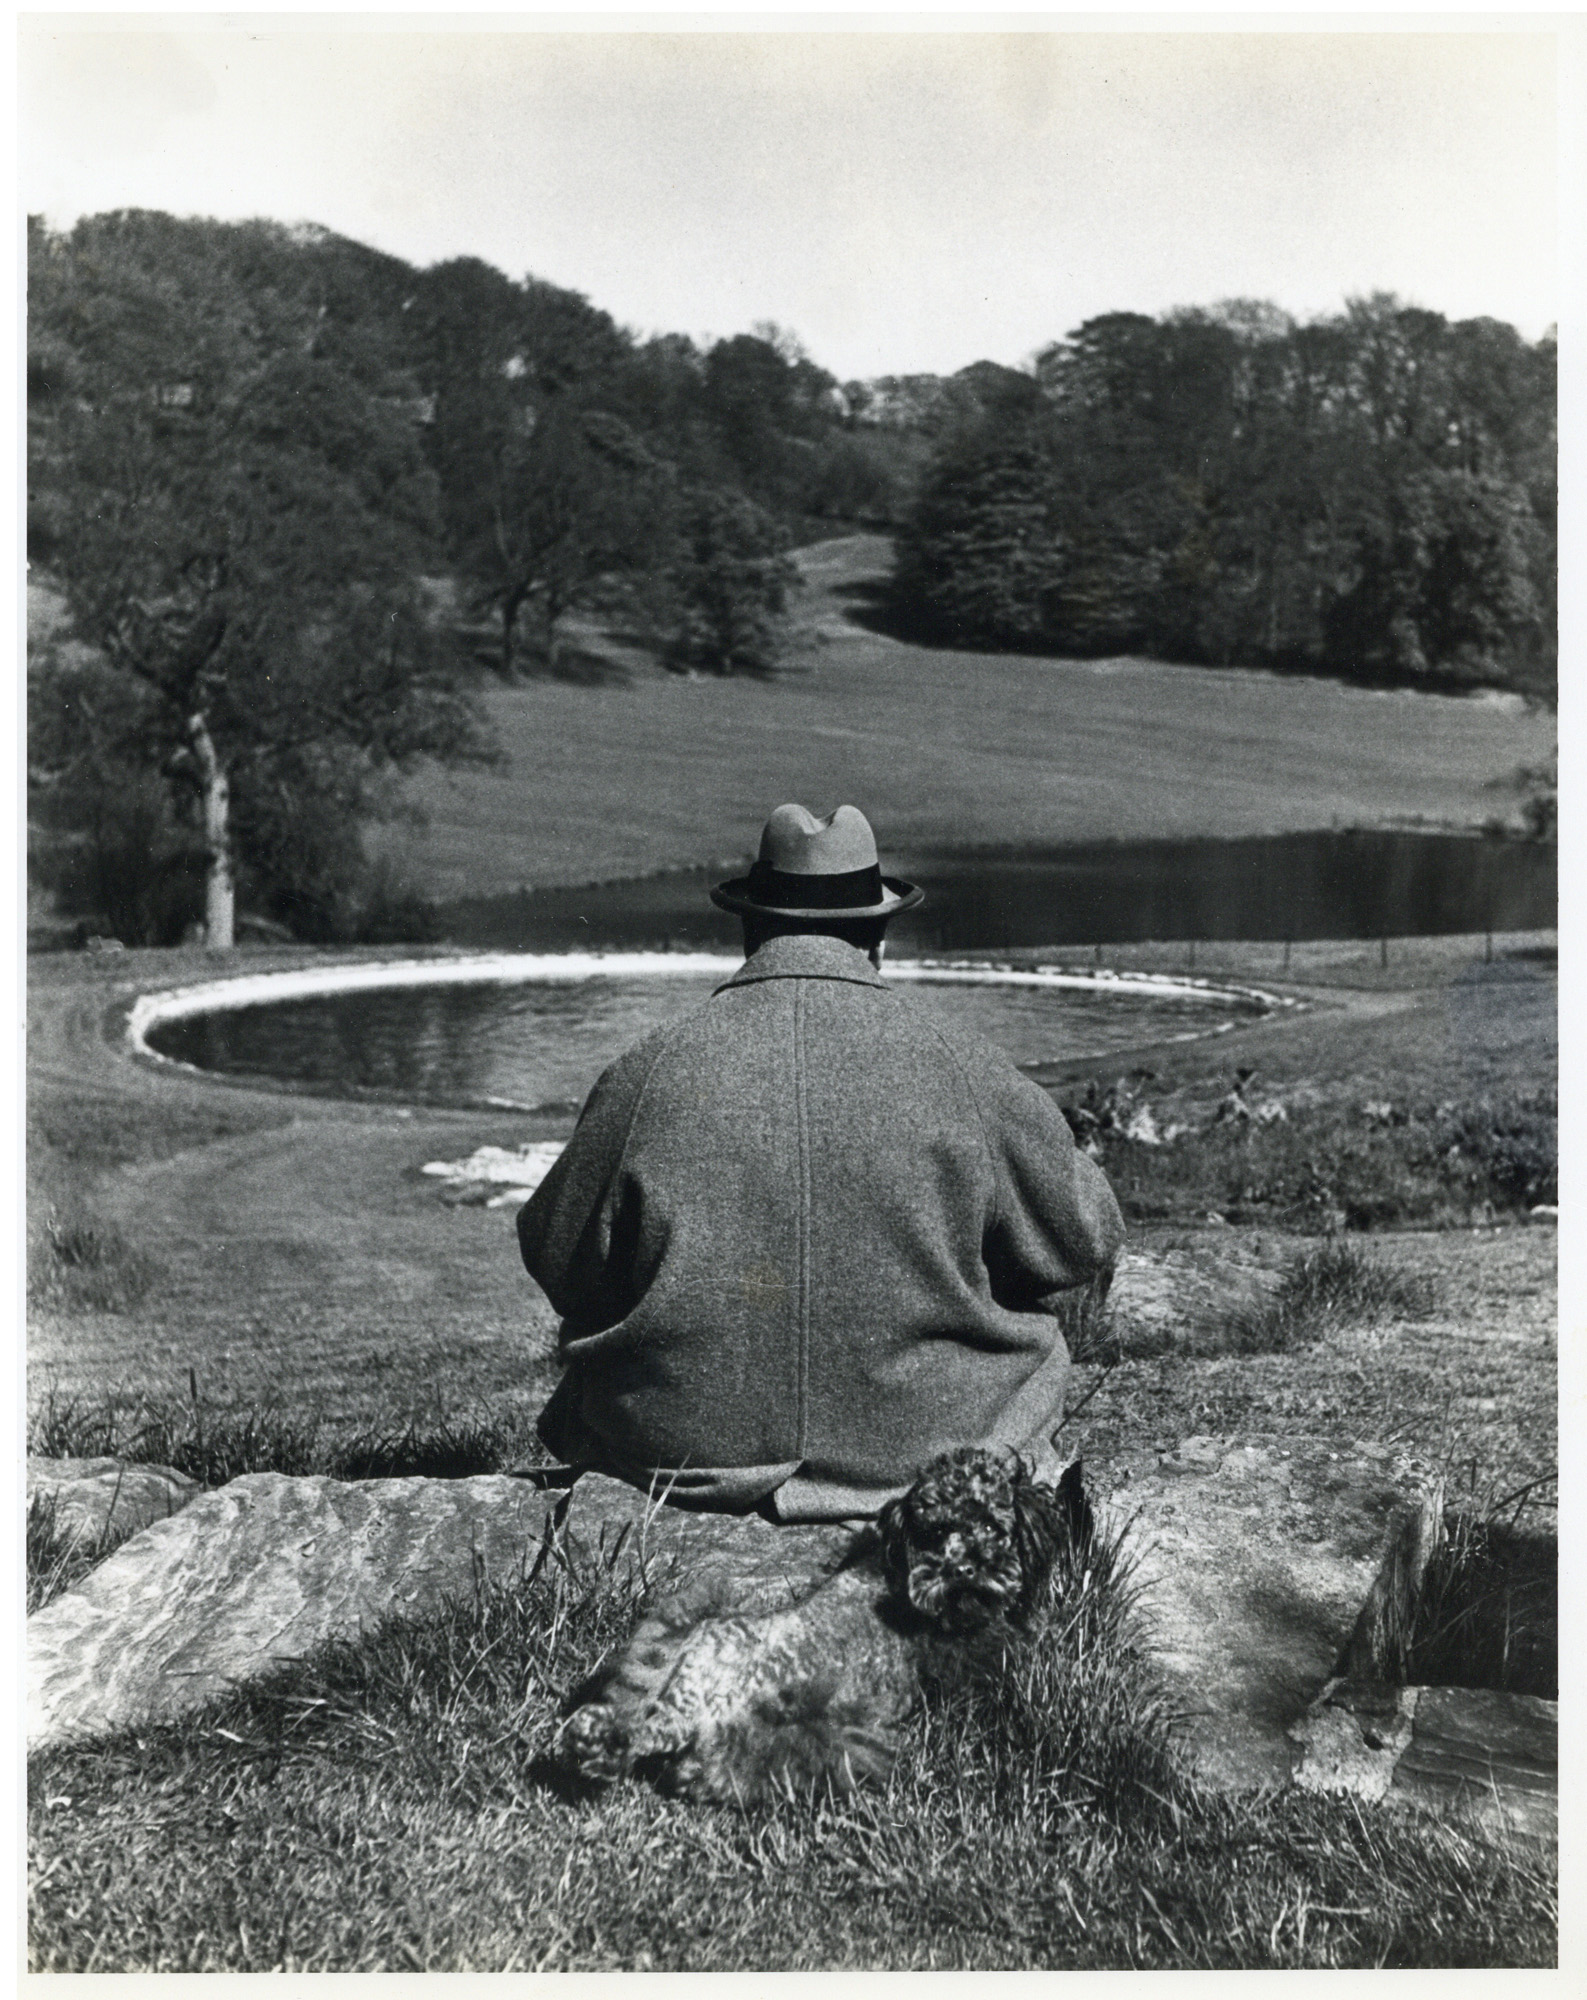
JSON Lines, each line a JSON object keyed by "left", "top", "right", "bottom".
{"left": 716, "top": 932, "right": 886, "bottom": 992}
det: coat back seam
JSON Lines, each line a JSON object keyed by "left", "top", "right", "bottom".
{"left": 793, "top": 978, "right": 812, "bottom": 1459}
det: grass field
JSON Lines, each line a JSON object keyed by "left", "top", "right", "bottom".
{"left": 383, "top": 536, "right": 1555, "bottom": 899}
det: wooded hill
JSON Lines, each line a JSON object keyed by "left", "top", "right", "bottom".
{"left": 28, "top": 211, "right": 1555, "bottom": 948}
{"left": 892, "top": 303, "right": 1556, "bottom": 701}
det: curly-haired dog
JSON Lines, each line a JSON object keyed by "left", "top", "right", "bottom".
{"left": 555, "top": 1448, "right": 1092, "bottom": 1804}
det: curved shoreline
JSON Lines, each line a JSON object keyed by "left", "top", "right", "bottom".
{"left": 126, "top": 949, "right": 1298, "bottom": 1097}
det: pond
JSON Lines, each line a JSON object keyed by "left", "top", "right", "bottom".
{"left": 140, "top": 959, "right": 1272, "bottom": 1113}
{"left": 441, "top": 831, "right": 1555, "bottom": 955}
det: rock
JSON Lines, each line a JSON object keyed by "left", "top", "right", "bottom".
{"left": 27, "top": 1456, "right": 198, "bottom": 1547}
{"left": 26, "top": 1470, "right": 851, "bottom": 1752}
{"left": 1292, "top": 1680, "right": 1557, "bottom": 1842}
{"left": 1109, "top": 1240, "right": 1280, "bottom": 1346}
{"left": 28, "top": 1440, "right": 1447, "bottom": 1802}
{"left": 1289, "top": 1680, "right": 1418, "bottom": 1801}
{"left": 422, "top": 1142, "right": 564, "bottom": 1210}
{"left": 1092, "top": 1434, "right": 1439, "bottom": 1790}
{"left": 1391, "top": 1685, "right": 1557, "bottom": 1842}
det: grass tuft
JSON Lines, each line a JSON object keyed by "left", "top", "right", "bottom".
{"left": 1217, "top": 1243, "right": 1437, "bottom": 1357}
{"left": 32, "top": 1201, "right": 157, "bottom": 1314}
{"left": 26, "top": 1490, "right": 144, "bottom": 1615}
{"left": 27, "top": 1385, "right": 544, "bottom": 1489}
{"left": 1052, "top": 1271, "right": 1120, "bottom": 1367}
{"left": 327, "top": 1416, "right": 521, "bottom": 1482}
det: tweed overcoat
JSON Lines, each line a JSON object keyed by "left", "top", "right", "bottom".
{"left": 518, "top": 932, "right": 1124, "bottom": 1520}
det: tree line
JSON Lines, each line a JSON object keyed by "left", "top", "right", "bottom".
{"left": 27, "top": 211, "right": 914, "bottom": 947}
{"left": 29, "top": 214, "right": 1555, "bottom": 952}
{"left": 892, "top": 300, "right": 1555, "bottom": 700}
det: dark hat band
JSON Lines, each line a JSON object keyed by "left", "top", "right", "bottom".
{"left": 747, "top": 861, "right": 884, "bottom": 910}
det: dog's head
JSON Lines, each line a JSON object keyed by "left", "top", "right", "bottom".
{"left": 876, "top": 1448, "right": 1092, "bottom": 1636}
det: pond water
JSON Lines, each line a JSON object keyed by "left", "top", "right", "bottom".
{"left": 144, "top": 963, "right": 1265, "bottom": 1113}
{"left": 442, "top": 831, "right": 1555, "bottom": 955}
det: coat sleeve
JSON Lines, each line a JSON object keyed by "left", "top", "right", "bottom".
{"left": 964, "top": 1045, "right": 1125, "bottom": 1312}
{"left": 516, "top": 1037, "right": 659, "bottom": 1331}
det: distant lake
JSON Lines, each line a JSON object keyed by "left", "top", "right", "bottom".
{"left": 441, "top": 831, "right": 1555, "bottom": 955}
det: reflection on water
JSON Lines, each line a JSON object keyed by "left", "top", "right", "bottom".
{"left": 442, "top": 832, "right": 1555, "bottom": 955}
{"left": 147, "top": 970, "right": 1255, "bottom": 1112}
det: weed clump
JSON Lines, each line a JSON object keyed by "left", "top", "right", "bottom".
{"left": 1084, "top": 1089, "right": 1556, "bottom": 1232}
{"left": 1220, "top": 1243, "right": 1438, "bottom": 1356}
{"left": 31, "top": 1203, "right": 156, "bottom": 1315}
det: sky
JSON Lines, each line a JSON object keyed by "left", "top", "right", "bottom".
{"left": 20, "top": 17, "right": 1563, "bottom": 382}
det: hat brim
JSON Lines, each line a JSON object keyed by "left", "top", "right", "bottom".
{"left": 710, "top": 874, "right": 923, "bottom": 921}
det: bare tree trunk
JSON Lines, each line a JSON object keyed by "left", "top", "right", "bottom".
{"left": 499, "top": 583, "right": 529, "bottom": 679}
{"left": 189, "top": 712, "right": 235, "bottom": 951}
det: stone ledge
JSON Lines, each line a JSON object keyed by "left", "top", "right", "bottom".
{"left": 26, "top": 1467, "right": 851, "bottom": 1754}
{"left": 1092, "top": 1433, "right": 1440, "bottom": 1791}
{"left": 27, "top": 1455, "right": 199, "bottom": 1546}
{"left": 1291, "top": 1679, "right": 1557, "bottom": 1843}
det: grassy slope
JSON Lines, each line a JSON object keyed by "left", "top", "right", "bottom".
{"left": 385, "top": 537, "right": 1555, "bottom": 899}
{"left": 28, "top": 946, "right": 564, "bottom": 1424}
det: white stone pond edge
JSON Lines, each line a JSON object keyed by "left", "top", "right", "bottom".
{"left": 127, "top": 950, "right": 1297, "bottom": 1075}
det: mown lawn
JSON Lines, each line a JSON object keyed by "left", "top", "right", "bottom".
{"left": 382, "top": 536, "right": 1555, "bottom": 899}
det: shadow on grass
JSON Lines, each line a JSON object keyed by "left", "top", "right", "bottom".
{"left": 522, "top": 642, "right": 636, "bottom": 688}
{"left": 1406, "top": 1505, "right": 1557, "bottom": 1699}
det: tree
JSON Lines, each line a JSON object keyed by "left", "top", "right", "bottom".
{"left": 30, "top": 212, "right": 491, "bottom": 948}
{"left": 892, "top": 426, "right": 1069, "bottom": 648}
{"left": 904, "top": 295, "right": 1554, "bottom": 692}
{"left": 418, "top": 261, "right": 664, "bottom": 673}
{"left": 657, "top": 489, "right": 798, "bottom": 675}
{"left": 459, "top": 400, "right": 668, "bottom": 674}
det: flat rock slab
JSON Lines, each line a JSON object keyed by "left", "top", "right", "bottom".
{"left": 1292, "top": 1679, "right": 1558, "bottom": 1842}
{"left": 1110, "top": 1242, "right": 1282, "bottom": 1343}
{"left": 1094, "top": 1434, "right": 1437, "bottom": 1790}
{"left": 26, "top": 1469, "right": 851, "bottom": 1753}
{"left": 27, "top": 1456, "right": 198, "bottom": 1545}
{"left": 31, "top": 1437, "right": 1435, "bottom": 1792}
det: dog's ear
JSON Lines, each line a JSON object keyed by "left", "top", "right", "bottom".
{"left": 875, "top": 1490, "right": 911, "bottom": 1599}
{"left": 1008, "top": 1471, "right": 1065, "bottom": 1615}
{"left": 1057, "top": 1458, "right": 1095, "bottom": 1557}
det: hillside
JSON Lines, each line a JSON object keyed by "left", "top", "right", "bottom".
{"left": 384, "top": 536, "right": 1555, "bottom": 900}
